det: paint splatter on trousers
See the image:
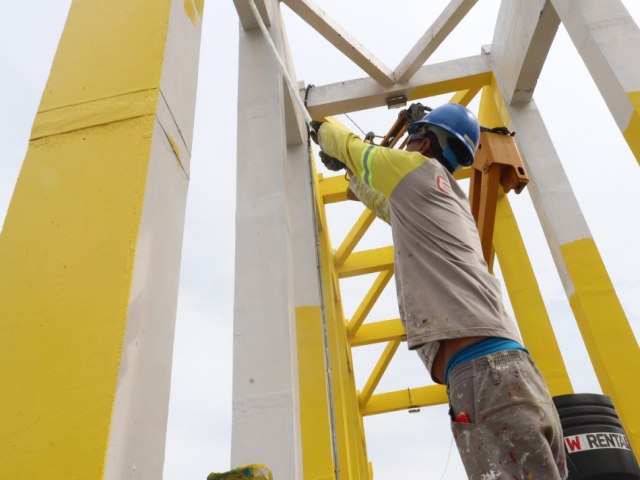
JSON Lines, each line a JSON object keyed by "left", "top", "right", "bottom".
{"left": 447, "top": 350, "right": 567, "bottom": 479}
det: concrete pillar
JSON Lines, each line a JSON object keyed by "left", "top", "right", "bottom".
{"left": 0, "top": 1, "right": 203, "bottom": 478}
{"left": 550, "top": 0, "right": 640, "bottom": 163}
{"left": 231, "top": 0, "right": 309, "bottom": 476}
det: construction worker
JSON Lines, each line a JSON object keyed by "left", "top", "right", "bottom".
{"left": 310, "top": 103, "right": 567, "bottom": 479}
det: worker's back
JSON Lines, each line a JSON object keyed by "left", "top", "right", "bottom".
{"left": 386, "top": 155, "right": 520, "bottom": 351}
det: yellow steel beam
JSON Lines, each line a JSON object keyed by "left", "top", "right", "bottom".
{"left": 358, "top": 340, "right": 401, "bottom": 409}
{"left": 335, "top": 246, "right": 394, "bottom": 278}
{"left": 346, "top": 270, "right": 394, "bottom": 337}
{"left": 361, "top": 385, "right": 448, "bottom": 416}
{"left": 319, "top": 174, "right": 349, "bottom": 204}
{"left": 335, "top": 209, "right": 376, "bottom": 267}
{"left": 350, "top": 318, "right": 405, "bottom": 347}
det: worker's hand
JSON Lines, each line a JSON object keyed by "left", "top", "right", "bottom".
{"left": 319, "top": 151, "right": 346, "bottom": 171}
{"left": 309, "top": 120, "right": 324, "bottom": 145}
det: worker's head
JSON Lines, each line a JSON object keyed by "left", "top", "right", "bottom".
{"left": 406, "top": 103, "right": 480, "bottom": 173}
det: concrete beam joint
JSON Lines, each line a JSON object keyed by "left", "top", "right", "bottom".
{"left": 306, "top": 55, "right": 492, "bottom": 117}
{"left": 234, "top": 0, "right": 271, "bottom": 30}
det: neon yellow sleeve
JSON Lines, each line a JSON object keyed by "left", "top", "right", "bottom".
{"left": 318, "top": 122, "right": 428, "bottom": 198}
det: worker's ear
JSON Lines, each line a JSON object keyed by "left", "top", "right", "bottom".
{"left": 418, "top": 135, "right": 432, "bottom": 156}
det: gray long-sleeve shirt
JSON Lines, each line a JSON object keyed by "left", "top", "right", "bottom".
{"left": 319, "top": 123, "right": 521, "bottom": 376}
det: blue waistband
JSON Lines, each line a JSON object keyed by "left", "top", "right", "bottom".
{"left": 444, "top": 337, "right": 528, "bottom": 384}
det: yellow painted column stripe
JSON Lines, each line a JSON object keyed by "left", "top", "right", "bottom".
{"left": 624, "top": 91, "right": 640, "bottom": 165}
{"left": 295, "top": 306, "right": 335, "bottom": 480}
{"left": 0, "top": 118, "right": 156, "bottom": 478}
{"left": 31, "top": 89, "right": 159, "bottom": 140}
{"left": 562, "top": 238, "right": 640, "bottom": 452}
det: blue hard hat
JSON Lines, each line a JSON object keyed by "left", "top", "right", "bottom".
{"left": 408, "top": 103, "right": 480, "bottom": 169}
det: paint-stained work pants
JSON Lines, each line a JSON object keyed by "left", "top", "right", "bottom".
{"left": 447, "top": 350, "right": 567, "bottom": 479}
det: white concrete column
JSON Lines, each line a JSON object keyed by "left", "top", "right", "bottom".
{"left": 550, "top": 0, "right": 640, "bottom": 162}
{"left": 0, "top": 1, "right": 203, "bottom": 478}
{"left": 506, "top": 100, "right": 640, "bottom": 449}
{"left": 104, "top": 1, "right": 203, "bottom": 477}
{"left": 231, "top": 0, "right": 307, "bottom": 476}
{"left": 505, "top": 100, "right": 590, "bottom": 293}
{"left": 490, "top": 0, "right": 560, "bottom": 104}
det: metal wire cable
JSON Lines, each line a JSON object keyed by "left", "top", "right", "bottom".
{"left": 437, "top": 436, "right": 455, "bottom": 480}
{"left": 246, "top": 0, "right": 311, "bottom": 124}
{"left": 342, "top": 112, "right": 368, "bottom": 136}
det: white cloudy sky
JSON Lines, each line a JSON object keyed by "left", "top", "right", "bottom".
{"left": 1, "top": 1, "right": 640, "bottom": 478}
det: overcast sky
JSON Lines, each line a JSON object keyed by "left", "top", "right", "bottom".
{"left": 1, "top": 1, "right": 640, "bottom": 478}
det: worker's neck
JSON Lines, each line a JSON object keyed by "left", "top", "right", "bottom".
{"left": 406, "top": 143, "right": 454, "bottom": 174}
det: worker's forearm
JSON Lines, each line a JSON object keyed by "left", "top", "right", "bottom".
{"left": 349, "top": 176, "right": 391, "bottom": 224}
{"left": 318, "top": 123, "right": 367, "bottom": 178}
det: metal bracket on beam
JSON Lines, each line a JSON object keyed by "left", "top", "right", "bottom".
{"left": 469, "top": 130, "right": 529, "bottom": 266}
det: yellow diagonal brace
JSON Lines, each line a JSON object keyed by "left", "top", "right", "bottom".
{"left": 335, "top": 246, "right": 394, "bottom": 278}
{"left": 562, "top": 239, "right": 640, "bottom": 451}
{"left": 347, "top": 270, "right": 394, "bottom": 337}
{"left": 361, "top": 385, "right": 448, "bottom": 416}
{"left": 295, "top": 307, "right": 334, "bottom": 479}
{"left": 359, "top": 339, "right": 401, "bottom": 409}
{"left": 350, "top": 319, "right": 405, "bottom": 347}
{"left": 335, "top": 209, "right": 376, "bottom": 267}
{"left": 449, "top": 86, "right": 481, "bottom": 106}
